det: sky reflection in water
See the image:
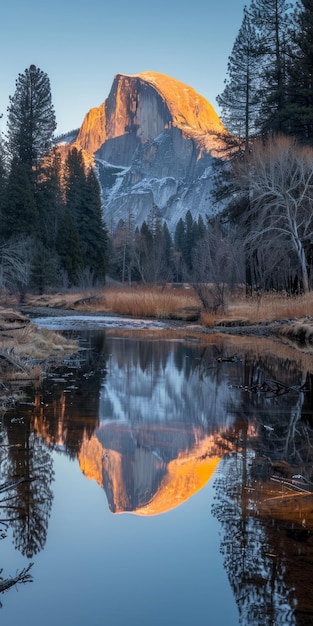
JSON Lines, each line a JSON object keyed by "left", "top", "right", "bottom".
{"left": 1, "top": 324, "right": 313, "bottom": 625}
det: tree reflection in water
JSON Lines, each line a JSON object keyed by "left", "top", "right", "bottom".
{"left": 1, "top": 329, "right": 313, "bottom": 622}
{"left": 0, "top": 329, "right": 107, "bottom": 605}
{"left": 2, "top": 408, "right": 56, "bottom": 559}
{"left": 213, "top": 453, "right": 296, "bottom": 625}
{"left": 208, "top": 347, "right": 313, "bottom": 625}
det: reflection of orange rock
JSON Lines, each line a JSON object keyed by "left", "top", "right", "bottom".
{"left": 79, "top": 439, "right": 131, "bottom": 511}
{"left": 79, "top": 436, "right": 103, "bottom": 485}
{"left": 78, "top": 432, "right": 220, "bottom": 516}
{"left": 134, "top": 447, "right": 220, "bottom": 517}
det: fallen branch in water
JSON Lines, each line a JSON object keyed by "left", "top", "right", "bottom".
{"left": 270, "top": 475, "right": 313, "bottom": 494}
{"left": 230, "top": 378, "right": 307, "bottom": 397}
{"left": 263, "top": 491, "right": 313, "bottom": 502}
{"left": 0, "top": 562, "right": 33, "bottom": 596}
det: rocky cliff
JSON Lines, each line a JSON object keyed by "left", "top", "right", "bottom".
{"left": 72, "top": 72, "right": 227, "bottom": 232}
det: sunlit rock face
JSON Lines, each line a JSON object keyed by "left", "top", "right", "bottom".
{"left": 73, "top": 72, "right": 227, "bottom": 231}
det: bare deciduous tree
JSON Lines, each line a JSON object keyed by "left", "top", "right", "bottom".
{"left": 236, "top": 135, "right": 313, "bottom": 292}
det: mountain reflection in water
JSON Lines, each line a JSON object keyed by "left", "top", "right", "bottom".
{"left": 2, "top": 327, "right": 313, "bottom": 625}
{"left": 36, "top": 332, "right": 237, "bottom": 515}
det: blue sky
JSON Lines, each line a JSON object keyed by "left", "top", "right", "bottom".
{"left": 1, "top": 0, "right": 247, "bottom": 135}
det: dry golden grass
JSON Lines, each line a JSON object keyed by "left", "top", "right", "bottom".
{"left": 275, "top": 319, "right": 313, "bottom": 344}
{"left": 22, "top": 286, "right": 313, "bottom": 323}
{"left": 100, "top": 285, "right": 199, "bottom": 318}
{"left": 201, "top": 291, "right": 313, "bottom": 326}
{"left": 0, "top": 307, "right": 77, "bottom": 388}
{"left": 5, "top": 285, "right": 313, "bottom": 348}
{"left": 24, "top": 285, "right": 200, "bottom": 319}
{"left": 11, "top": 324, "right": 77, "bottom": 360}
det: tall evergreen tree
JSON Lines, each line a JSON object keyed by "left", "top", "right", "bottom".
{"left": 133, "top": 218, "right": 173, "bottom": 283}
{"left": 216, "top": 6, "right": 261, "bottom": 150}
{"left": 196, "top": 215, "right": 207, "bottom": 240}
{"left": 174, "top": 218, "right": 186, "bottom": 257}
{"left": 4, "top": 157, "right": 39, "bottom": 238}
{"left": 3, "top": 65, "right": 57, "bottom": 292}
{"left": 0, "top": 134, "right": 7, "bottom": 234}
{"left": 250, "top": 0, "right": 292, "bottom": 134}
{"left": 64, "top": 146, "right": 87, "bottom": 281}
{"left": 82, "top": 168, "right": 107, "bottom": 282}
{"left": 64, "top": 147, "right": 107, "bottom": 284}
{"left": 162, "top": 222, "right": 173, "bottom": 274}
{"left": 64, "top": 147, "right": 86, "bottom": 222}
{"left": 36, "top": 148, "right": 64, "bottom": 250}
{"left": 184, "top": 210, "right": 195, "bottom": 271}
{"left": 283, "top": 0, "right": 313, "bottom": 141}
{"left": 6, "top": 64, "right": 56, "bottom": 173}
{"left": 134, "top": 221, "right": 153, "bottom": 282}
{"left": 56, "top": 206, "right": 82, "bottom": 285}
{"left": 112, "top": 218, "right": 135, "bottom": 284}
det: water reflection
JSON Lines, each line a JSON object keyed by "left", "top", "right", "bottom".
{"left": 1, "top": 328, "right": 313, "bottom": 623}
{"left": 79, "top": 336, "right": 236, "bottom": 515}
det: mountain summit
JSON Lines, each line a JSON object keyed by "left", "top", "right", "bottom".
{"left": 71, "top": 72, "right": 227, "bottom": 231}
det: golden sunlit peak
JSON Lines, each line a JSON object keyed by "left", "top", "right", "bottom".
{"left": 119, "top": 71, "right": 225, "bottom": 135}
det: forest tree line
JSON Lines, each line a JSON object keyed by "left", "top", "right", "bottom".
{"left": 1, "top": 1, "right": 313, "bottom": 301}
{"left": 214, "top": 0, "right": 313, "bottom": 296}
{"left": 0, "top": 65, "right": 107, "bottom": 296}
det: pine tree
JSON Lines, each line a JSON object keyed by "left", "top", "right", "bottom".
{"left": 64, "top": 147, "right": 86, "bottom": 226}
{"left": 6, "top": 64, "right": 56, "bottom": 172}
{"left": 36, "top": 148, "right": 64, "bottom": 250}
{"left": 250, "top": 0, "right": 292, "bottom": 134}
{"left": 56, "top": 206, "right": 82, "bottom": 285}
{"left": 162, "top": 222, "right": 173, "bottom": 275}
{"left": 216, "top": 6, "right": 261, "bottom": 150}
{"left": 151, "top": 217, "right": 172, "bottom": 282}
{"left": 36, "top": 148, "right": 65, "bottom": 290}
{"left": 184, "top": 210, "right": 195, "bottom": 271}
{"left": 283, "top": 0, "right": 313, "bottom": 141}
{"left": 196, "top": 215, "right": 207, "bottom": 240}
{"left": 82, "top": 168, "right": 107, "bottom": 282}
{"left": 64, "top": 147, "right": 107, "bottom": 284}
{"left": 4, "top": 157, "right": 39, "bottom": 238}
{"left": 174, "top": 218, "right": 186, "bottom": 257}
{"left": 134, "top": 221, "right": 153, "bottom": 282}
{"left": 3, "top": 64, "right": 57, "bottom": 292}
{"left": 64, "top": 147, "right": 87, "bottom": 281}
{"left": 113, "top": 218, "right": 135, "bottom": 284}
{"left": 0, "top": 135, "right": 7, "bottom": 236}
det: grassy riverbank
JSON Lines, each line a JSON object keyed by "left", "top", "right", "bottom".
{"left": 22, "top": 284, "right": 313, "bottom": 341}
{"left": 1, "top": 284, "right": 313, "bottom": 407}
{"left": 0, "top": 307, "right": 77, "bottom": 409}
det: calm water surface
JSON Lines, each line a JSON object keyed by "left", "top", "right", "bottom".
{"left": 1, "top": 316, "right": 313, "bottom": 625}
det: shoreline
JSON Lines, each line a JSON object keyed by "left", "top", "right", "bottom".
{"left": 1, "top": 303, "right": 313, "bottom": 408}
{"left": 20, "top": 304, "right": 311, "bottom": 340}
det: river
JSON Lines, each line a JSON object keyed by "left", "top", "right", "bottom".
{"left": 1, "top": 315, "right": 313, "bottom": 625}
